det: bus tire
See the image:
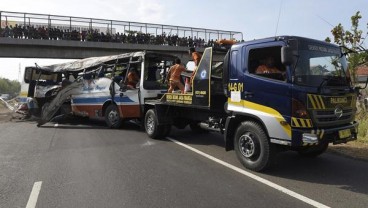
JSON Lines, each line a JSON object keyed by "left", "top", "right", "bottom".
{"left": 105, "top": 104, "right": 122, "bottom": 128}
{"left": 145, "top": 109, "right": 167, "bottom": 139}
{"left": 234, "top": 121, "right": 274, "bottom": 172}
{"left": 37, "top": 102, "right": 51, "bottom": 127}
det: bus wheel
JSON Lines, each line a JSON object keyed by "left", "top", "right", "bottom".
{"left": 105, "top": 104, "right": 122, "bottom": 128}
{"left": 40, "top": 102, "right": 50, "bottom": 119}
{"left": 234, "top": 121, "right": 274, "bottom": 172}
{"left": 145, "top": 109, "right": 167, "bottom": 139}
{"left": 37, "top": 102, "right": 50, "bottom": 127}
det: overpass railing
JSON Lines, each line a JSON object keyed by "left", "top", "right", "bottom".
{"left": 0, "top": 11, "right": 243, "bottom": 45}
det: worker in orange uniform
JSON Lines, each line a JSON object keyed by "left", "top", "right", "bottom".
{"left": 189, "top": 47, "right": 202, "bottom": 84}
{"left": 255, "top": 56, "right": 282, "bottom": 74}
{"left": 168, "top": 58, "right": 186, "bottom": 93}
{"left": 125, "top": 68, "right": 140, "bottom": 89}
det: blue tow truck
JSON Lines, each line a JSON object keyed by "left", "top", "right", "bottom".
{"left": 144, "top": 36, "right": 366, "bottom": 171}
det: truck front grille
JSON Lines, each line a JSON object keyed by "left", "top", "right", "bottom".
{"left": 312, "top": 108, "right": 354, "bottom": 127}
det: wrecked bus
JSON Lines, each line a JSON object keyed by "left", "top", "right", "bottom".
{"left": 24, "top": 52, "right": 178, "bottom": 127}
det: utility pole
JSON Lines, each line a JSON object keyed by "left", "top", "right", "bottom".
{"left": 18, "top": 62, "right": 21, "bottom": 82}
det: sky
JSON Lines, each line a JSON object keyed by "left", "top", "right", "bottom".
{"left": 0, "top": 0, "right": 368, "bottom": 81}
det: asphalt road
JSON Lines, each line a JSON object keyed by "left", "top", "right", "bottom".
{"left": 0, "top": 117, "right": 367, "bottom": 208}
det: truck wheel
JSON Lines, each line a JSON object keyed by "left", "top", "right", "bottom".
{"left": 234, "top": 121, "right": 274, "bottom": 172}
{"left": 298, "top": 142, "right": 328, "bottom": 157}
{"left": 105, "top": 104, "right": 122, "bottom": 128}
{"left": 189, "top": 122, "right": 208, "bottom": 133}
{"left": 145, "top": 109, "right": 167, "bottom": 139}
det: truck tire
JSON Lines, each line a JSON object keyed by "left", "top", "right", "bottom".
{"left": 145, "top": 109, "right": 169, "bottom": 139}
{"left": 234, "top": 121, "right": 274, "bottom": 172}
{"left": 298, "top": 142, "right": 328, "bottom": 157}
{"left": 105, "top": 104, "right": 122, "bottom": 128}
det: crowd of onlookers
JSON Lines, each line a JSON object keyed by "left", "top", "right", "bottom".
{"left": 0, "top": 24, "right": 236, "bottom": 48}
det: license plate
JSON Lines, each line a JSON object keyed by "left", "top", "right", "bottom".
{"left": 338, "top": 129, "right": 351, "bottom": 139}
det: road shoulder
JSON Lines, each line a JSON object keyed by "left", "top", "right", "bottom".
{"left": 328, "top": 142, "right": 368, "bottom": 162}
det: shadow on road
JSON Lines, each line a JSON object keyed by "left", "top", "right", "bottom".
{"left": 167, "top": 128, "right": 368, "bottom": 196}
{"left": 167, "top": 128, "right": 225, "bottom": 148}
{"left": 264, "top": 152, "right": 368, "bottom": 195}
{"left": 16, "top": 115, "right": 143, "bottom": 131}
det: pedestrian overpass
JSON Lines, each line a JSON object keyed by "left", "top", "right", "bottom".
{"left": 0, "top": 11, "right": 243, "bottom": 62}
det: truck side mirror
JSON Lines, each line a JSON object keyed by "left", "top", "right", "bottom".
{"left": 281, "top": 39, "right": 298, "bottom": 65}
{"left": 281, "top": 46, "right": 293, "bottom": 65}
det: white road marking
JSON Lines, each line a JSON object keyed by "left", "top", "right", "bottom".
{"left": 26, "top": 181, "right": 42, "bottom": 208}
{"left": 167, "top": 137, "right": 330, "bottom": 208}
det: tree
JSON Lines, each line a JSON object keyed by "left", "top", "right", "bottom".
{"left": 325, "top": 11, "right": 368, "bottom": 83}
{"left": 0, "top": 78, "right": 21, "bottom": 98}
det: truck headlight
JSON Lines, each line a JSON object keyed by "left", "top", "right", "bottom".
{"left": 292, "top": 98, "right": 310, "bottom": 119}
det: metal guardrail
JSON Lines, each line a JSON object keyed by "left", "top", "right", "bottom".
{"left": 0, "top": 11, "right": 243, "bottom": 42}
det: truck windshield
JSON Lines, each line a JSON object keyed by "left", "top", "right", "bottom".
{"left": 293, "top": 44, "right": 348, "bottom": 87}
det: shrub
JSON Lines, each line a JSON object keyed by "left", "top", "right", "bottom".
{"left": 357, "top": 115, "right": 368, "bottom": 143}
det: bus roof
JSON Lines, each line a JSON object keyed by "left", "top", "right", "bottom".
{"left": 37, "top": 51, "right": 146, "bottom": 73}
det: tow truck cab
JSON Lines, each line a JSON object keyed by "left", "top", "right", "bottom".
{"left": 224, "top": 36, "right": 358, "bottom": 152}
{"left": 143, "top": 36, "right": 360, "bottom": 171}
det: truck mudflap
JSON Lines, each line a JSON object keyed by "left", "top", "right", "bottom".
{"left": 289, "top": 121, "right": 359, "bottom": 146}
{"left": 37, "top": 80, "right": 84, "bottom": 126}
{"left": 224, "top": 116, "right": 237, "bottom": 151}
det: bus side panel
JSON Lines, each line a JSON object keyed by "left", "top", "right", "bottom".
{"left": 71, "top": 105, "right": 101, "bottom": 118}
{"left": 119, "top": 105, "right": 141, "bottom": 118}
